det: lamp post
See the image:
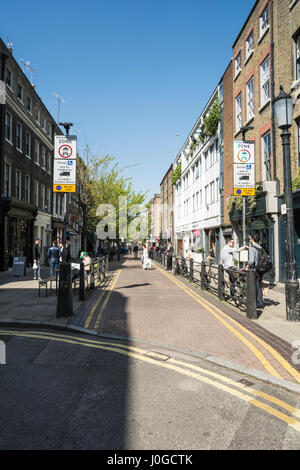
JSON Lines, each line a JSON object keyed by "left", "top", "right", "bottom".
{"left": 59, "top": 122, "right": 73, "bottom": 244}
{"left": 240, "top": 126, "right": 254, "bottom": 247}
{"left": 273, "top": 86, "right": 300, "bottom": 321}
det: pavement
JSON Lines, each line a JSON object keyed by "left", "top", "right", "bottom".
{"left": 1, "top": 255, "right": 300, "bottom": 393}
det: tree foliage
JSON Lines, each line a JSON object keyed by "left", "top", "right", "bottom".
{"left": 78, "top": 151, "right": 148, "bottom": 240}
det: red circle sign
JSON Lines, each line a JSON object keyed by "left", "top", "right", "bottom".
{"left": 58, "top": 144, "right": 73, "bottom": 158}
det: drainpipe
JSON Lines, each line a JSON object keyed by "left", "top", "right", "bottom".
{"left": 271, "top": 0, "right": 277, "bottom": 182}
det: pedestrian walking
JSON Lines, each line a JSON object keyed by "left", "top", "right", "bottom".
{"left": 246, "top": 234, "right": 264, "bottom": 309}
{"left": 32, "top": 238, "right": 41, "bottom": 280}
{"left": 221, "top": 237, "right": 247, "bottom": 297}
{"left": 166, "top": 242, "right": 174, "bottom": 270}
{"left": 47, "top": 241, "right": 60, "bottom": 277}
{"left": 142, "top": 244, "right": 151, "bottom": 269}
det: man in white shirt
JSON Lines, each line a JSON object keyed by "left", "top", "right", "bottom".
{"left": 221, "top": 237, "right": 247, "bottom": 297}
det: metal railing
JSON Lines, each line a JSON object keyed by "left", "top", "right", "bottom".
{"left": 78, "top": 255, "right": 108, "bottom": 301}
{"left": 153, "top": 252, "right": 257, "bottom": 319}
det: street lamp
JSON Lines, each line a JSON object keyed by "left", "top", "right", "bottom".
{"left": 273, "top": 86, "right": 300, "bottom": 321}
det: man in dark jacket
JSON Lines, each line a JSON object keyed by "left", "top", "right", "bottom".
{"left": 47, "top": 241, "right": 60, "bottom": 277}
{"left": 33, "top": 239, "right": 41, "bottom": 280}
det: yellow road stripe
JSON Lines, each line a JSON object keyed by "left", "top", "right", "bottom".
{"left": 94, "top": 269, "right": 122, "bottom": 331}
{"left": 157, "top": 266, "right": 300, "bottom": 384}
{"left": 84, "top": 274, "right": 115, "bottom": 328}
{"left": 155, "top": 265, "right": 281, "bottom": 378}
{"left": 1, "top": 329, "right": 300, "bottom": 432}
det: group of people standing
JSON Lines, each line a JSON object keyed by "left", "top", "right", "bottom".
{"left": 32, "top": 239, "right": 71, "bottom": 280}
{"left": 220, "top": 234, "right": 271, "bottom": 309}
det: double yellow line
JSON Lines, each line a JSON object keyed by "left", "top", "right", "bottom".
{"left": 1, "top": 328, "right": 300, "bottom": 433}
{"left": 84, "top": 269, "right": 122, "bottom": 330}
{"left": 155, "top": 263, "right": 300, "bottom": 384}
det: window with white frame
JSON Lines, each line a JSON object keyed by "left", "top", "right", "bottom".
{"left": 210, "top": 145, "right": 214, "bottom": 166}
{"left": 47, "top": 188, "right": 51, "bottom": 211}
{"left": 200, "top": 190, "right": 202, "bottom": 208}
{"left": 246, "top": 30, "right": 254, "bottom": 60}
{"left": 41, "top": 147, "right": 46, "bottom": 168}
{"left": 41, "top": 184, "right": 45, "bottom": 210}
{"left": 193, "top": 194, "right": 195, "bottom": 212}
{"left": 246, "top": 77, "right": 254, "bottom": 121}
{"left": 259, "top": 3, "right": 269, "bottom": 38}
{"left": 5, "top": 112, "right": 12, "bottom": 142}
{"left": 210, "top": 181, "right": 215, "bottom": 203}
{"left": 235, "top": 51, "right": 241, "bottom": 77}
{"left": 34, "top": 140, "right": 40, "bottom": 165}
{"left": 27, "top": 97, "right": 32, "bottom": 114}
{"left": 195, "top": 161, "right": 199, "bottom": 179}
{"left": 296, "top": 34, "right": 300, "bottom": 80}
{"left": 235, "top": 93, "right": 242, "bottom": 132}
{"left": 25, "top": 176, "right": 30, "bottom": 203}
{"left": 42, "top": 117, "right": 46, "bottom": 131}
{"left": 34, "top": 180, "right": 39, "bottom": 206}
{"left": 17, "top": 84, "right": 23, "bottom": 103}
{"left": 25, "top": 132, "right": 31, "bottom": 157}
{"left": 260, "top": 56, "right": 270, "bottom": 106}
{"left": 216, "top": 178, "right": 219, "bottom": 201}
{"left": 15, "top": 170, "right": 21, "bottom": 199}
{"left": 204, "top": 151, "right": 209, "bottom": 170}
{"left": 262, "top": 131, "right": 271, "bottom": 181}
{"left": 16, "top": 123, "right": 22, "bottom": 151}
{"left": 5, "top": 68, "right": 12, "bottom": 89}
{"left": 35, "top": 109, "right": 40, "bottom": 125}
{"left": 4, "top": 164, "right": 11, "bottom": 197}
{"left": 205, "top": 185, "right": 209, "bottom": 206}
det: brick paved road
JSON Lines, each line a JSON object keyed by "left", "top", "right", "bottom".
{"left": 79, "top": 255, "right": 300, "bottom": 384}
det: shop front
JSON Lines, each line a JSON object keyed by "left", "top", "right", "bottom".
{"left": 4, "top": 199, "right": 37, "bottom": 268}
{"left": 230, "top": 192, "right": 275, "bottom": 280}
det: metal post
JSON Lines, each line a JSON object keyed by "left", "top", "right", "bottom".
{"left": 189, "top": 258, "right": 193, "bottom": 283}
{"left": 56, "top": 263, "right": 73, "bottom": 316}
{"left": 201, "top": 261, "right": 206, "bottom": 290}
{"left": 79, "top": 261, "right": 85, "bottom": 301}
{"left": 246, "top": 270, "right": 257, "bottom": 319}
{"left": 105, "top": 254, "right": 109, "bottom": 275}
{"left": 282, "top": 129, "right": 300, "bottom": 321}
{"left": 218, "top": 264, "right": 224, "bottom": 301}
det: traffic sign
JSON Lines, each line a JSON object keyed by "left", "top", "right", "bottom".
{"left": 53, "top": 184, "right": 76, "bottom": 192}
{"left": 233, "top": 141, "right": 255, "bottom": 165}
{"left": 53, "top": 159, "right": 76, "bottom": 185}
{"left": 54, "top": 135, "right": 77, "bottom": 160}
{"left": 234, "top": 164, "right": 255, "bottom": 189}
{"left": 234, "top": 188, "right": 255, "bottom": 196}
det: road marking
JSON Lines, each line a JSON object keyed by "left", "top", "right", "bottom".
{"left": 155, "top": 265, "right": 281, "bottom": 379}
{"left": 155, "top": 264, "right": 300, "bottom": 384}
{"left": 93, "top": 269, "right": 121, "bottom": 331}
{"left": 1, "top": 328, "right": 300, "bottom": 433}
{"left": 84, "top": 279, "right": 112, "bottom": 329}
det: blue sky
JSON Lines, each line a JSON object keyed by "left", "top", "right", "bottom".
{"left": 1, "top": 0, "right": 255, "bottom": 199}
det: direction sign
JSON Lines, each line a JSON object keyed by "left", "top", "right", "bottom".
{"left": 54, "top": 135, "right": 77, "bottom": 160}
{"left": 233, "top": 141, "right": 255, "bottom": 165}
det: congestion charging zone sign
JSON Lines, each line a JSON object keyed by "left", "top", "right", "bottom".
{"left": 54, "top": 135, "right": 77, "bottom": 160}
{"left": 233, "top": 140, "right": 255, "bottom": 196}
{"left": 54, "top": 135, "right": 77, "bottom": 192}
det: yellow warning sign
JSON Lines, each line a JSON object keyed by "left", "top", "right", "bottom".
{"left": 234, "top": 188, "right": 256, "bottom": 196}
{"left": 53, "top": 184, "right": 76, "bottom": 193}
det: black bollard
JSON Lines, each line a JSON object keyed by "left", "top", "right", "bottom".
{"left": 218, "top": 264, "right": 224, "bottom": 301}
{"left": 79, "top": 261, "right": 85, "bottom": 300}
{"left": 56, "top": 263, "right": 73, "bottom": 317}
{"left": 246, "top": 270, "right": 257, "bottom": 319}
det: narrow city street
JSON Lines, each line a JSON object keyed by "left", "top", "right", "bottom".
{"left": 72, "top": 255, "right": 300, "bottom": 386}
{"left": 0, "top": 328, "right": 300, "bottom": 450}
